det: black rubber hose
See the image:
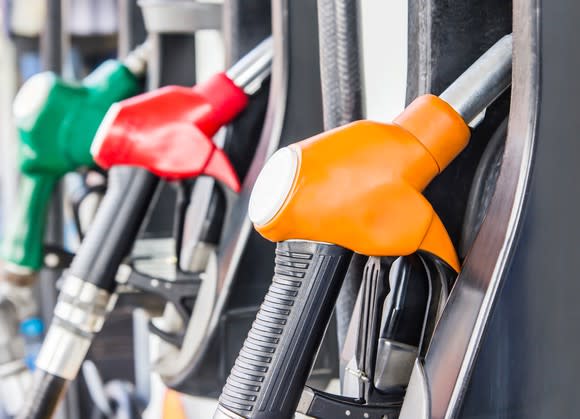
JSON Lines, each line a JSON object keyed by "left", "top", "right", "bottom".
{"left": 316, "top": 0, "right": 364, "bottom": 353}
{"left": 16, "top": 370, "right": 68, "bottom": 419}
{"left": 317, "top": 0, "right": 363, "bottom": 128}
{"left": 68, "top": 167, "right": 159, "bottom": 292}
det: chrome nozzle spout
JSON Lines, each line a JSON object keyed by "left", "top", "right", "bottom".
{"left": 226, "top": 36, "right": 273, "bottom": 95}
{"left": 440, "top": 34, "right": 513, "bottom": 126}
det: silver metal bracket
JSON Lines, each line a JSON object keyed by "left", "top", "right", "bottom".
{"left": 53, "top": 275, "right": 115, "bottom": 335}
{"left": 35, "top": 275, "right": 118, "bottom": 380}
{"left": 139, "top": 0, "right": 222, "bottom": 34}
{"left": 345, "top": 365, "right": 370, "bottom": 383}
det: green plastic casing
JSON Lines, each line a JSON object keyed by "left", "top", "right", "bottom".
{"left": 1, "top": 60, "right": 142, "bottom": 272}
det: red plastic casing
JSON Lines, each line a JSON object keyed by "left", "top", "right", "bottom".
{"left": 93, "top": 72, "right": 248, "bottom": 192}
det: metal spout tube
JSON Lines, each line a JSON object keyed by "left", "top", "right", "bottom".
{"left": 122, "top": 39, "right": 152, "bottom": 77}
{"left": 440, "top": 34, "right": 512, "bottom": 126}
{"left": 226, "top": 36, "right": 273, "bottom": 95}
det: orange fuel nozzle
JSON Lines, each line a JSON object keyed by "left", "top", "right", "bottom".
{"left": 248, "top": 34, "right": 514, "bottom": 273}
{"left": 218, "top": 35, "right": 514, "bottom": 419}
{"left": 249, "top": 95, "right": 470, "bottom": 271}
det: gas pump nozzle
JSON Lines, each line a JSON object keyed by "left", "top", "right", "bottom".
{"left": 0, "top": 44, "right": 148, "bottom": 415}
{"left": 17, "top": 38, "right": 272, "bottom": 419}
{"left": 2, "top": 44, "right": 149, "bottom": 281}
{"left": 216, "top": 34, "right": 512, "bottom": 419}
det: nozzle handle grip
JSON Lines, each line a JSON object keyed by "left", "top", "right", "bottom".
{"left": 1, "top": 173, "right": 58, "bottom": 271}
{"left": 217, "top": 241, "right": 352, "bottom": 419}
{"left": 68, "top": 167, "right": 158, "bottom": 292}
{"left": 380, "top": 255, "right": 431, "bottom": 346}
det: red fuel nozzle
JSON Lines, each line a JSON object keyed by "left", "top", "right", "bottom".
{"left": 91, "top": 72, "right": 248, "bottom": 192}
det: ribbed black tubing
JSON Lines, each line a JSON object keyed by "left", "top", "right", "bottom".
{"left": 217, "top": 241, "right": 353, "bottom": 418}
{"left": 317, "top": 0, "right": 363, "bottom": 128}
{"left": 317, "top": 0, "right": 364, "bottom": 352}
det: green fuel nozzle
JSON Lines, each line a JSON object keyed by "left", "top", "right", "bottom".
{"left": 1, "top": 47, "right": 147, "bottom": 280}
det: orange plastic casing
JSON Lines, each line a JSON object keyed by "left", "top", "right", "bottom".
{"left": 255, "top": 95, "right": 470, "bottom": 271}
{"left": 162, "top": 389, "right": 187, "bottom": 419}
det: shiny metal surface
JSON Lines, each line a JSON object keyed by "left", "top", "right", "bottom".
{"left": 180, "top": 241, "right": 215, "bottom": 273}
{"left": 53, "top": 275, "right": 114, "bottom": 334}
{"left": 36, "top": 323, "right": 92, "bottom": 380}
{"left": 139, "top": 0, "right": 222, "bottom": 33}
{"left": 401, "top": 1, "right": 537, "bottom": 418}
{"left": 131, "top": 237, "right": 176, "bottom": 280}
{"left": 123, "top": 39, "right": 151, "bottom": 77}
{"left": 460, "top": 0, "right": 580, "bottom": 417}
{"left": 37, "top": 277, "right": 116, "bottom": 380}
{"left": 297, "top": 387, "right": 316, "bottom": 415}
{"left": 227, "top": 36, "right": 273, "bottom": 95}
{"left": 132, "top": 308, "right": 151, "bottom": 405}
{"left": 340, "top": 289, "right": 363, "bottom": 398}
{"left": 373, "top": 340, "right": 418, "bottom": 392}
{"left": 440, "top": 34, "right": 512, "bottom": 126}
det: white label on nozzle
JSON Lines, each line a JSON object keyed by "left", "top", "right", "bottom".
{"left": 249, "top": 147, "right": 300, "bottom": 227}
{"left": 90, "top": 103, "right": 121, "bottom": 159}
{"left": 12, "top": 72, "right": 53, "bottom": 129}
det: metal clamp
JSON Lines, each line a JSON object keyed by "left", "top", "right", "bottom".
{"left": 53, "top": 275, "right": 115, "bottom": 335}
{"left": 37, "top": 275, "right": 117, "bottom": 380}
{"left": 36, "top": 323, "right": 93, "bottom": 380}
{"left": 139, "top": 0, "right": 222, "bottom": 34}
